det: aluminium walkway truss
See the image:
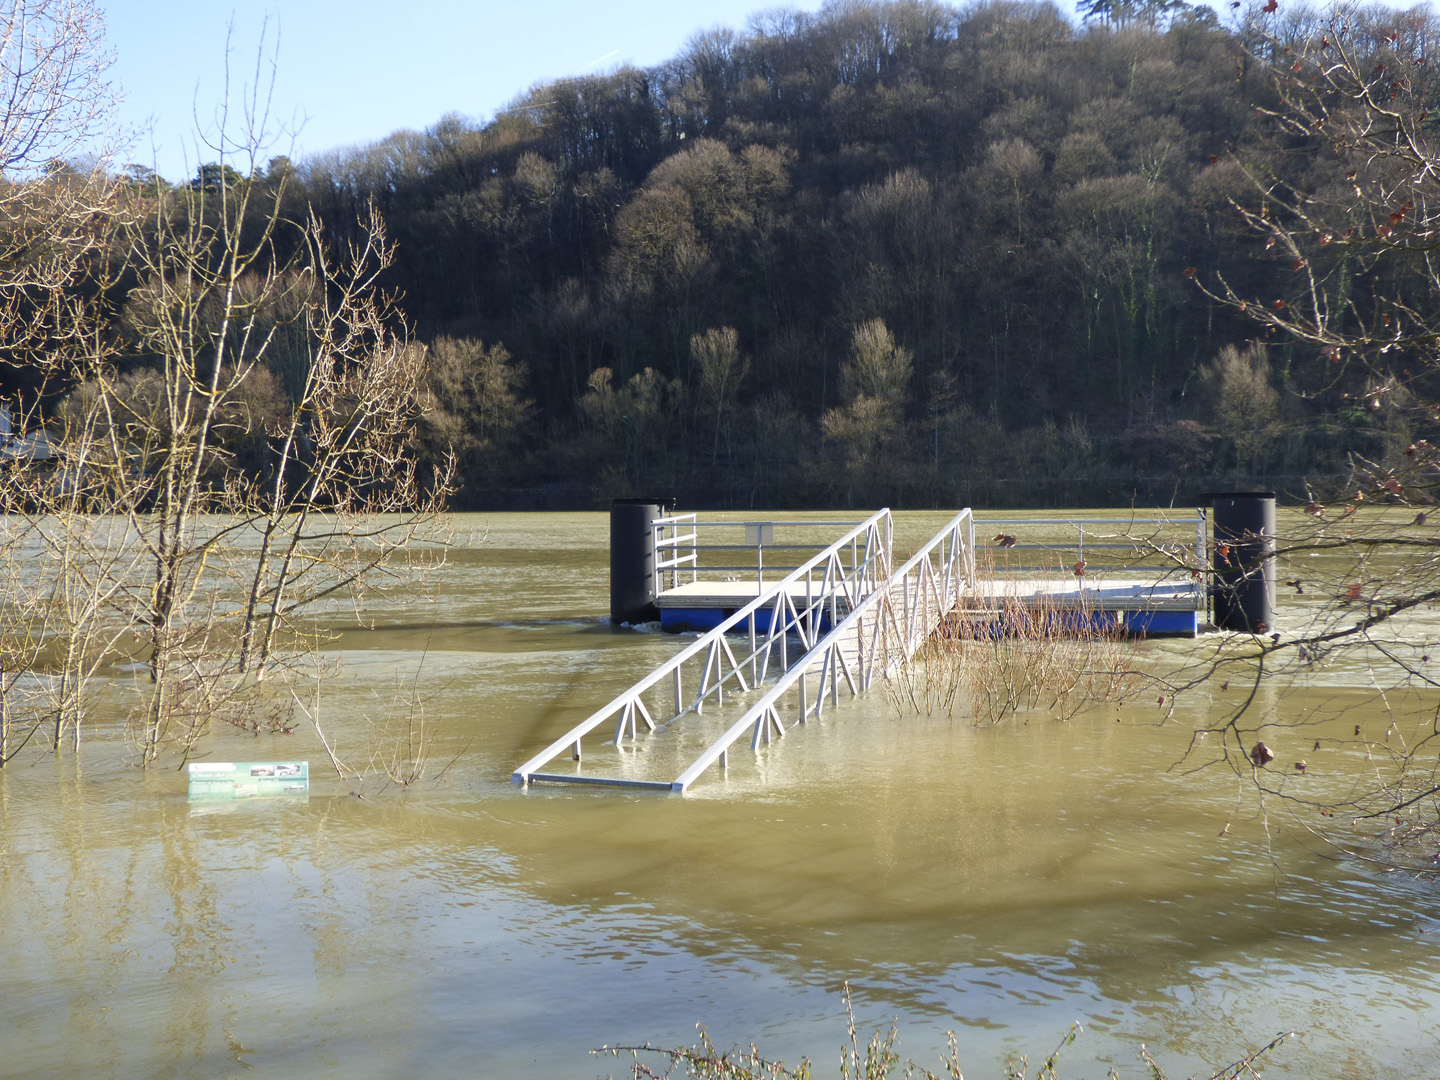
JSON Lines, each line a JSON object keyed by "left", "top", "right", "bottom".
{"left": 511, "top": 509, "right": 976, "bottom": 794}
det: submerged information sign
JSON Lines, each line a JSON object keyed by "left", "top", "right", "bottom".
{"left": 187, "top": 761, "right": 309, "bottom": 801}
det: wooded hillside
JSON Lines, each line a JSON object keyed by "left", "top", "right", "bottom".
{"left": 25, "top": 0, "right": 1440, "bottom": 509}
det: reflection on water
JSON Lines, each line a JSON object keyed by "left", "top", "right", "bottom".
{"left": 2, "top": 511, "right": 1439, "bottom": 1078}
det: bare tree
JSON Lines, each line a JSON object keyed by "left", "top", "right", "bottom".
{"left": 0, "top": 0, "right": 114, "bottom": 172}
{"left": 690, "top": 325, "right": 748, "bottom": 468}
{"left": 0, "top": 0, "right": 123, "bottom": 765}
{"left": 1185, "top": 6, "right": 1440, "bottom": 867}
{"left": 821, "top": 319, "right": 913, "bottom": 504}
{"left": 0, "top": 0, "right": 116, "bottom": 376}
{"left": 0, "top": 22, "right": 451, "bottom": 768}
{"left": 0, "top": 0, "right": 118, "bottom": 395}
{"left": 416, "top": 335, "right": 532, "bottom": 487}
{"left": 78, "top": 167, "right": 450, "bottom": 763}
{"left": 1199, "top": 342, "right": 1280, "bottom": 472}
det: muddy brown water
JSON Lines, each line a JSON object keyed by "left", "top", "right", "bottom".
{"left": 2, "top": 511, "right": 1439, "bottom": 1079}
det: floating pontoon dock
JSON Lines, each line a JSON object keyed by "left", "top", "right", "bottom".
{"left": 960, "top": 514, "right": 1209, "bottom": 636}
{"left": 513, "top": 506, "right": 1220, "bottom": 794}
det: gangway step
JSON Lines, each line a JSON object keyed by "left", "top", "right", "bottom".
{"left": 523, "top": 772, "right": 676, "bottom": 791}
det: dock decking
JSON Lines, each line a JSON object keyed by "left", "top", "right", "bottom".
{"left": 659, "top": 574, "right": 1204, "bottom": 637}
{"left": 657, "top": 580, "right": 855, "bottom": 632}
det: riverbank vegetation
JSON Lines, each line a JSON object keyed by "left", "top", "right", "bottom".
{"left": 890, "top": 550, "right": 1142, "bottom": 724}
{"left": 603, "top": 990, "right": 1293, "bottom": 1078}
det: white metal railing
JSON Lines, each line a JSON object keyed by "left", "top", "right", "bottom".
{"left": 976, "top": 511, "right": 1206, "bottom": 584}
{"left": 513, "top": 509, "right": 895, "bottom": 789}
{"left": 670, "top": 509, "right": 974, "bottom": 792}
{"left": 651, "top": 515, "right": 875, "bottom": 594}
{"left": 652, "top": 513, "right": 699, "bottom": 591}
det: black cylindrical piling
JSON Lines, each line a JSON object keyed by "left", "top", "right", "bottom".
{"left": 610, "top": 498, "right": 670, "bottom": 626}
{"left": 1206, "top": 491, "right": 1277, "bottom": 633}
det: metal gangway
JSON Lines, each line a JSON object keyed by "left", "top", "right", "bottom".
{"left": 512, "top": 509, "right": 975, "bottom": 794}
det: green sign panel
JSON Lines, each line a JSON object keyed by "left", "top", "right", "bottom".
{"left": 187, "top": 761, "right": 309, "bottom": 801}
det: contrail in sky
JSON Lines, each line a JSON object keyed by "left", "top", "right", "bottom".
{"left": 582, "top": 49, "right": 620, "bottom": 70}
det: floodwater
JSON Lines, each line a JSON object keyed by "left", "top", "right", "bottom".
{"left": 2, "top": 511, "right": 1439, "bottom": 1079}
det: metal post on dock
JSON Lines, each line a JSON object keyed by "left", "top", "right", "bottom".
{"left": 1204, "top": 491, "right": 1276, "bottom": 632}
{"left": 610, "top": 497, "right": 673, "bottom": 625}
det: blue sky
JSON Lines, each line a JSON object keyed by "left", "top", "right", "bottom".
{"left": 101, "top": 0, "right": 836, "bottom": 180}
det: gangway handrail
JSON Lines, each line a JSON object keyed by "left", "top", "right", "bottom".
{"left": 512, "top": 509, "right": 894, "bottom": 786}
{"left": 669, "top": 509, "right": 974, "bottom": 792}
{"left": 655, "top": 518, "right": 868, "bottom": 526}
